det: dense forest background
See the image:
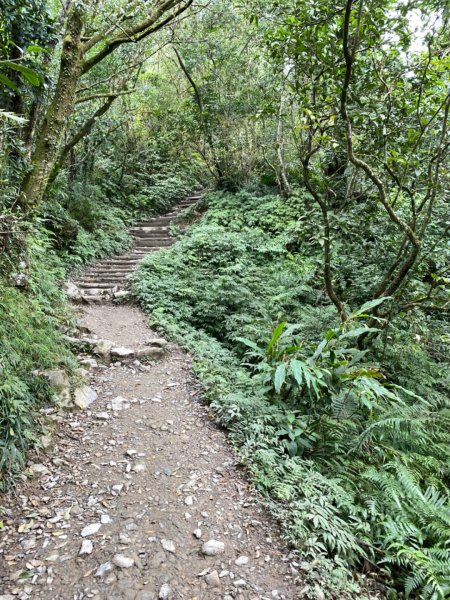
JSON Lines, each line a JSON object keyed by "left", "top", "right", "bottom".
{"left": 1, "top": 0, "right": 449, "bottom": 598}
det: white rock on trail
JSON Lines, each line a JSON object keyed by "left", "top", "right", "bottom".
{"left": 202, "top": 540, "right": 225, "bottom": 556}
{"left": 73, "top": 385, "right": 97, "bottom": 409}
{"left": 95, "top": 562, "right": 113, "bottom": 577}
{"left": 28, "top": 463, "right": 50, "bottom": 477}
{"left": 111, "top": 347, "right": 135, "bottom": 359}
{"left": 235, "top": 555, "right": 249, "bottom": 566}
{"left": 110, "top": 396, "right": 131, "bottom": 411}
{"left": 81, "top": 523, "right": 101, "bottom": 537}
{"left": 205, "top": 570, "right": 220, "bottom": 587}
{"left": 113, "top": 554, "right": 134, "bottom": 568}
{"left": 161, "top": 539, "right": 176, "bottom": 553}
{"left": 79, "top": 539, "right": 93, "bottom": 556}
{"left": 158, "top": 584, "right": 173, "bottom": 599}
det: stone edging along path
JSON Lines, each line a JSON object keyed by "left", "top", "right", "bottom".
{"left": 0, "top": 192, "right": 304, "bottom": 599}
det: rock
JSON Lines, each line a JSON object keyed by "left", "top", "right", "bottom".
{"left": 95, "top": 411, "right": 110, "bottom": 420}
{"left": 235, "top": 556, "right": 249, "bottom": 566}
{"left": 113, "top": 290, "right": 130, "bottom": 301}
{"left": 158, "top": 584, "right": 173, "bottom": 599}
{"left": 73, "top": 385, "right": 97, "bottom": 409}
{"left": 93, "top": 339, "right": 114, "bottom": 359}
{"left": 0, "top": 595, "right": 16, "bottom": 600}
{"left": 136, "top": 347, "right": 164, "bottom": 360}
{"left": 75, "top": 367, "right": 89, "bottom": 377}
{"left": 193, "top": 528, "right": 202, "bottom": 539}
{"left": 184, "top": 495, "right": 194, "bottom": 506}
{"left": 111, "top": 347, "right": 135, "bottom": 359}
{"left": 111, "top": 396, "right": 131, "bottom": 411}
{"left": 161, "top": 539, "right": 176, "bottom": 553}
{"left": 80, "top": 357, "right": 98, "bottom": 369}
{"left": 63, "top": 281, "right": 82, "bottom": 301}
{"left": 101, "top": 514, "right": 112, "bottom": 524}
{"left": 21, "top": 537, "right": 37, "bottom": 551}
{"left": 71, "top": 502, "right": 83, "bottom": 516}
{"left": 132, "top": 463, "right": 146, "bottom": 473}
{"left": 113, "top": 554, "right": 134, "bottom": 568}
{"left": 79, "top": 539, "right": 93, "bottom": 555}
{"left": 41, "top": 369, "right": 70, "bottom": 390}
{"left": 28, "top": 463, "right": 49, "bottom": 477}
{"left": 81, "top": 523, "right": 101, "bottom": 537}
{"left": 202, "top": 540, "right": 225, "bottom": 556}
{"left": 119, "top": 532, "right": 132, "bottom": 544}
{"left": 205, "top": 570, "right": 220, "bottom": 588}
{"left": 95, "top": 562, "right": 113, "bottom": 577}
{"left": 234, "top": 579, "right": 247, "bottom": 588}
{"left": 146, "top": 337, "right": 168, "bottom": 348}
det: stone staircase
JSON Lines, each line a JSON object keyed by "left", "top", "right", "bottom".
{"left": 69, "top": 192, "right": 203, "bottom": 303}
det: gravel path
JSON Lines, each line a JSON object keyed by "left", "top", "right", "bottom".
{"left": 0, "top": 305, "right": 301, "bottom": 600}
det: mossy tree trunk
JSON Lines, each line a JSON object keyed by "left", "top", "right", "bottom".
{"left": 20, "top": 6, "right": 84, "bottom": 207}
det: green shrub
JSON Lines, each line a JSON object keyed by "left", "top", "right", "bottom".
{"left": 133, "top": 190, "right": 450, "bottom": 598}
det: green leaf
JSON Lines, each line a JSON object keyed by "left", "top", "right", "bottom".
{"left": 266, "top": 321, "right": 286, "bottom": 355}
{"left": 274, "top": 363, "right": 286, "bottom": 394}
{"left": 0, "top": 61, "right": 43, "bottom": 86}
{"left": 236, "top": 336, "right": 261, "bottom": 352}
{"left": 340, "top": 327, "right": 379, "bottom": 340}
{"left": 0, "top": 73, "right": 19, "bottom": 92}
{"left": 350, "top": 297, "right": 391, "bottom": 319}
{"left": 290, "top": 359, "right": 304, "bottom": 387}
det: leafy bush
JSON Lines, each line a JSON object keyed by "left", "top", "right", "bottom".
{"left": 0, "top": 231, "right": 76, "bottom": 486}
{"left": 133, "top": 190, "right": 450, "bottom": 598}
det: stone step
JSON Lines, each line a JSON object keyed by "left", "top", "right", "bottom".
{"left": 131, "top": 231, "right": 173, "bottom": 239}
{"left": 77, "top": 282, "right": 124, "bottom": 289}
{"left": 133, "top": 238, "right": 173, "bottom": 247}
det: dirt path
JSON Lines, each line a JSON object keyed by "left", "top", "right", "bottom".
{"left": 0, "top": 305, "right": 301, "bottom": 600}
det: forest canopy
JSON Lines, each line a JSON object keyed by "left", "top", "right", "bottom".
{"left": 1, "top": 0, "right": 449, "bottom": 598}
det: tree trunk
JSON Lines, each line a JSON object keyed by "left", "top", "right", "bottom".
{"left": 19, "top": 6, "right": 84, "bottom": 207}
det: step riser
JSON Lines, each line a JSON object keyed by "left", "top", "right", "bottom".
{"left": 134, "top": 239, "right": 173, "bottom": 247}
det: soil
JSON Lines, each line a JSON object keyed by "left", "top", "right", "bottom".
{"left": 0, "top": 304, "right": 302, "bottom": 600}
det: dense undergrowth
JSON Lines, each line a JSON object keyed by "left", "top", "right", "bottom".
{"left": 133, "top": 190, "right": 450, "bottom": 599}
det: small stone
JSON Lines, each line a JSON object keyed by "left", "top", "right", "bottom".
{"left": 81, "top": 523, "right": 101, "bottom": 537}
{"left": 80, "top": 357, "right": 98, "bottom": 369}
{"left": 146, "top": 337, "right": 168, "bottom": 348}
{"left": 112, "top": 483, "right": 124, "bottom": 495}
{"left": 20, "top": 537, "right": 36, "bottom": 551}
{"left": 193, "top": 528, "right": 202, "bottom": 539}
{"left": 113, "top": 554, "right": 134, "bottom": 568}
{"left": 202, "top": 540, "right": 225, "bottom": 556}
{"left": 71, "top": 503, "right": 83, "bottom": 516}
{"left": 28, "top": 463, "right": 49, "bottom": 477}
{"left": 205, "top": 570, "right": 220, "bottom": 588}
{"left": 111, "top": 396, "right": 131, "bottom": 411}
{"left": 73, "top": 385, "right": 97, "bottom": 410}
{"left": 136, "top": 347, "right": 164, "bottom": 360}
{"left": 95, "top": 412, "right": 109, "bottom": 420}
{"left": 234, "top": 579, "right": 247, "bottom": 588}
{"left": 95, "top": 562, "right": 113, "bottom": 577}
{"left": 101, "top": 514, "right": 112, "bottom": 524}
{"left": 161, "top": 539, "right": 175, "bottom": 553}
{"left": 234, "top": 556, "right": 249, "bottom": 566}
{"left": 184, "top": 495, "right": 194, "bottom": 506}
{"left": 79, "top": 540, "right": 93, "bottom": 556}
{"left": 158, "top": 584, "right": 173, "bottom": 599}
{"left": 132, "top": 462, "right": 146, "bottom": 473}
{"left": 0, "top": 595, "right": 16, "bottom": 600}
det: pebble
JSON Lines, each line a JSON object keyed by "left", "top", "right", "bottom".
{"left": 193, "top": 528, "right": 202, "bottom": 539}
{"left": 28, "top": 463, "right": 49, "bottom": 476}
{"left": 81, "top": 523, "right": 101, "bottom": 537}
{"left": 158, "top": 583, "right": 173, "bottom": 599}
{"left": 161, "top": 539, "right": 176, "bottom": 553}
{"left": 205, "top": 570, "right": 220, "bottom": 587}
{"left": 101, "top": 514, "right": 113, "bottom": 524}
{"left": 202, "top": 540, "right": 225, "bottom": 556}
{"left": 111, "top": 396, "right": 131, "bottom": 411}
{"left": 79, "top": 539, "right": 94, "bottom": 555}
{"left": 113, "top": 554, "right": 135, "bottom": 568}
{"left": 95, "top": 412, "right": 110, "bottom": 420}
{"left": 184, "top": 495, "right": 194, "bottom": 506}
{"left": 20, "top": 537, "right": 36, "bottom": 551}
{"left": 133, "top": 463, "right": 146, "bottom": 473}
{"left": 95, "top": 562, "right": 113, "bottom": 577}
{"left": 235, "top": 555, "right": 249, "bottom": 566}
